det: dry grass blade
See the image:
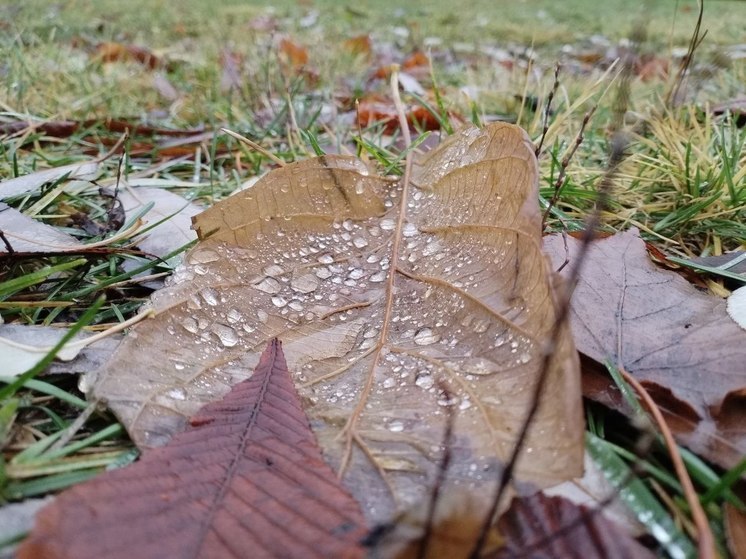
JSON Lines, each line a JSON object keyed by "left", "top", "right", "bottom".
{"left": 619, "top": 366, "right": 715, "bottom": 559}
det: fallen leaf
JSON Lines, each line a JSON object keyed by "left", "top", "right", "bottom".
{"left": 343, "top": 35, "right": 372, "bottom": 58}
{"left": 489, "top": 493, "right": 654, "bottom": 559}
{"left": 18, "top": 339, "right": 367, "bottom": 559}
{"left": 0, "top": 324, "right": 120, "bottom": 376}
{"left": 0, "top": 203, "right": 82, "bottom": 253}
{"left": 544, "top": 228, "right": 746, "bottom": 468}
{"left": 0, "top": 162, "right": 99, "bottom": 201}
{"left": 94, "top": 42, "right": 161, "bottom": 70}
{"left": 0, "top": 497, "right": 54, "bottom": 558}
{"left": 357, "top": 98, "right": 442, "bottom": 133}
{"left": 119, "top": 185, "right": 201, "bottom": 263}
{"left": 279, "top": 37, "right": 309, "bottom": 69}
{"left": 88, "top": 123, "right": 584, "bottom": 524}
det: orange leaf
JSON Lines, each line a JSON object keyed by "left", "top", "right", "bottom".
{"left": 18, "top": 339, "right": 367, "bottom": 559}
{"left": 357, "top": 99, "right": 443, "bottom": 133}
{"left": 343, "top": 35, "right": 372, "bottom": 58}
{"left": 402, "top": 50, "right": 429, "bottom": 71}
{"left": 94, "top": 42, "right": 160, "bottom": 70}
{"left": 279, "top": 38, "right": 309, "bottom": 69}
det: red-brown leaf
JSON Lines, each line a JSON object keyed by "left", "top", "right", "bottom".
{"left": 489, "top": 493, "right": 654, "bottom": 559}
{"left": 18, "top": 339, "right": 367, "bottom": 559}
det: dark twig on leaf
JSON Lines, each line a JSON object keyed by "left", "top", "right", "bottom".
{"left": 0, "top": 230, "right": 15, "bottom": 255}
{"left": 417, "top": 382, "right": 455, "bottom": 559}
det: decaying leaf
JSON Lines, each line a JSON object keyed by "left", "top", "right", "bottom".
{"left": 544, "top": 228, "right": 746, "bottom": 468}
{"left": 88, "top": 123, "right": 584, "bottom": 523}
{"left": 489, "top": 493, "right": 654, "bottom": 559}
{"left": 19, "top": 339, "right": 367, "bottom": 559}
{"left": 0, "top": 203, "right": 82, "bottom": 253}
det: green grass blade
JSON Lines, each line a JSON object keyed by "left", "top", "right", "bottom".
{"left": 587, "top": 433, "right": 696, "bottom": 559}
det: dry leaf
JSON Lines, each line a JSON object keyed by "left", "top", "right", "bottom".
{"left": 89, "top": 123, "right": 584, "bottom": 523}
{"left": 0, "top": 324, "right": 120, "bottom": 376}
{"left": 544, "top": 228, "right": 746, "bottom": 468}
{"left": 19, "top": 339, "right": 367, "bottom": 559}
{"left": 357, "top": 98, "right": 442, "bottom": 133}
{"left": 489, "top": 493, "right": 654, "bottom": 559}
{"left": 343, "top": 35, "right": 373, "bottom": 58}
{"left": 279, "top": 38, "right": 309, "bottom": 69}
{"left": 0, "top": 161, "right": 99, "bottom": 201}
{"left": 0, "top": 203, "right": 82, "bottom": 253}
{"left": 94, "top": 42, "right": 161, "bottom": 70}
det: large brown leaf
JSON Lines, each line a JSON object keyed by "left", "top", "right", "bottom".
{"left": 19, "top": 339, "right": 367, "bottom": 559}
{"left": 87, "top": 123, "right": 584, "bottom": 522}
{"left": 544, "top": 228, "right": 746, "bottom": 468}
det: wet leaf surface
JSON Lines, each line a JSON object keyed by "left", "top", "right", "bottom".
{"left": 544, "top": 228, "right": 746, "bottom": 468}
{"left": 88, "top": 123, "right": 584, "bottom": 523}
{"left": 19, "top": 339, "right": 367, "bottom": 559}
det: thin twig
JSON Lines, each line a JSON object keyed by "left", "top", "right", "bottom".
{"left": 619, "top": 366, "right": 716, "bottom": 559}
{"left": 541, "top": 105, "right": 597, "bottom": 232}
{"left": 666, "top": 0, "right": 707, "bottom": 107}
{"left": 0, "top": 230, "right": 15, "bottom": 255}
{"left": 535, "top": 63, "right": 561, "bottom": 158}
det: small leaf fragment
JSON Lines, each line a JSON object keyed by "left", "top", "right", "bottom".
{"left": 19, "top": 339, "right": 367, "bottom": 559}
{"left": 489, "top": 493, "right": 655, "bottom": 559}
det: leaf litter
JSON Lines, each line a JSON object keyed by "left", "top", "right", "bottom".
{"left": 18, "top": 339, "right": 367, "bottom": 559}
{"left": 544, "top": 228, "right": 746, "bottom": 468}
{"left": 87, "top": 122, "right": 584, "bottom": 524}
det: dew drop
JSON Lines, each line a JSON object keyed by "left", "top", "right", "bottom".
{"left": 253, "top": 277, "right": 281, "bottom": 294}
{"left": 315, "top": 267, "right": 332, "bottom": 279}
{"left": 199, "top": 288, "right": 219, "bottom": 306}
{"left": 318, "top": 254, "right": 335, "bottom": 264}
{"left": 181, "top": 317, "right": 198, "bottom": 334}
{"left": 188, "top": 248, "right": 220, "bottom": 264}
{"left": 388, "top": 420, "right": 404, "bottom": 432}
{"left": 382, "top": 377, "right": 396, "bottom": 389}
{"left": 257, "top": 310, "right": 269, "bottom": 323}
{"left": 271, "top": 296, "right": 288, "bottom": 308}
{"left": 226, "top": 309, "right": 242, "bottom": 323}
{"left": 353, "top": 237, "right": 368, "bottom": 249}
{"left": 168, "top": 388, "right": 187, "bottom": 401}
{"left": 212, "top": 324, "right": 238, "bottom": 347}
{"left": 414, "top": 328, "right": 440, "bottom": 346}
{"left": 380, "top": 218, "right": 396, "bottom": 231}
{"left": 291, "top": 273, "right": 319, "bottom": 293}
{"left": 348, "top": 268, "right": 365, "bottom": 280}
{"left": 263, "top": 264, "right": 285, "bottom": 277}
{"left": 415, "top": 372, "right": 434, "bottom": 389}
{"left": 402, "top": 222, "right": 417, "bottom": 237}
{"left": 370, "top": 270, "right": 387, "bottom": 283}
